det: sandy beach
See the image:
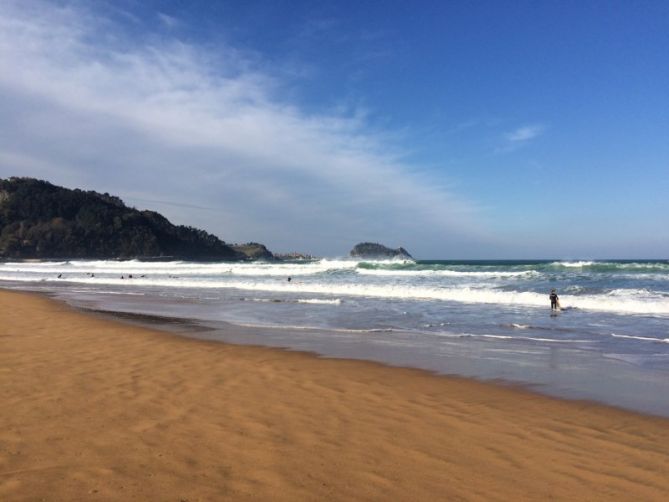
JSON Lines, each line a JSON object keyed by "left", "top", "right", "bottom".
{"left": 1, "top": 289, "right": 668, "bottom": 501}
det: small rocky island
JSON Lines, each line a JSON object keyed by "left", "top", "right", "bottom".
{"left": 0, "top": 177, "right": 274, "bottom": 261}
{"left": 349, "top": 242, "right": 413, "bottom": 260}
{"left": 230, "top": 242, "right": 274, "bottom": 261}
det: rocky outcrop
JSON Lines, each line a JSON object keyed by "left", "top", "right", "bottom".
{"left": 0, "top": 177, "right": 270, "bottom": 261}
{"left": 231, "top": 242, "right": 275, "bottom": 261}
{"left": 349, "top": 242, "right": 413, "bottom": 260}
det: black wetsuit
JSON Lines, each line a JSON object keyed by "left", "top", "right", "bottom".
{"left": 549, "top": 292, "right": 559, "bottom": 310}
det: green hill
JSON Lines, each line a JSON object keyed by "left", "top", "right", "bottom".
{"left": 0, "top": 177, "right": 267, "bottom": 261}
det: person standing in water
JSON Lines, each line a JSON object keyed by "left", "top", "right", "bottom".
{"left": 549, "top": 289, "right": 559, "bottom": 310}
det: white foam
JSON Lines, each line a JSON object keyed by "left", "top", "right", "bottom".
{"left": 219, "top": 296, "right": 341, "bottom": 305}
{"left": 432, "top": 333, "right": 588, "bottom": 343}
{"left": 2, "top": 261, "right": 669, "bottom": 316}
{"left": 549, "top": 261, "right": 669, "bottom": 272}
{"left": 0, "top": 258, "right": 362, "bottom": 277}
{"left": 606, "top": 288, "right": 653, "bottom": 297}
{"left": 357, "top": 268, "right": 535, "bottom": 278}
{"left": 2, "top": 261, "right": 70, "bottom": 267}
{"left": 610, "top": 334, "right": 669, "bottom": 344}
{"left": 606, "top": 262, "right": 669, "bottom": 271}
{"left": 242, "top": 297, "right": 278, "bottom": 303}
{"left": 296, "top": 298, "right": 342, "bottom": 305}
{"left": 90, "top": 291, "right": 146, "bottom": 296}
{"left": 477, "top": 334, "right": 587, "bottom": 343}
{"left": 551, "top": 261, "right": 595, "bottom": 267}
{"left": 225, "top": 321, "right": 402, "bottom": 334}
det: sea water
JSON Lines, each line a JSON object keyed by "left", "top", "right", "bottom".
{"left": 2, "top": 258, "right": 668, "bottom": 415}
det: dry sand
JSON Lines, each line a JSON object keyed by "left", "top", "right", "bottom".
{"left": 1, "top": 289, "right": 668, "bottom": 501}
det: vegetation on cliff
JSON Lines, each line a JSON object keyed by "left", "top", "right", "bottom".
{"left": 0, "top": 177, "right": 270, "bottom": 261}
{"left": 230, "top": 242, "right": 275, "bottom": 261}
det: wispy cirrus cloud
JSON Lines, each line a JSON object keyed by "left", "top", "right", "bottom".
{"left": 0, "top": 0, "right": 485, "bottom": 256}
{"left": 506, "top": 125, "right": 544, "bottom": 143}
{"left": 157, "top": 12, "right": 179, "bottom": 30}
{"left": 494, "top": 124, "right": 545, "bottom": 154}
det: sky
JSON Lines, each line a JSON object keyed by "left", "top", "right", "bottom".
{"left": 0, "top": 0, "right": 667, "bottom": 258}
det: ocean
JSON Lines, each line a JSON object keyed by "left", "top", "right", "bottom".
{"left": 2, "top": 258, "right": 668, "bottom": 416}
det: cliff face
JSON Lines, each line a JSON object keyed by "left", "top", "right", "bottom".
{"left": 0, "top": 177, "right": 260, "bottom": 261}
{"left": 349, "top": 242, "right": 413, "bottom": 260}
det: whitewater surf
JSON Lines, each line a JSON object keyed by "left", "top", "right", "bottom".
{"left": 2, "top": 258, "right": 669, "bottom": 415}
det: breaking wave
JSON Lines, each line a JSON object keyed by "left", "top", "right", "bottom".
{"left": 2, "top": 273, "right": 668, "bottom": 316}
{"left": 1, "top": 258, "right": 668, "bottom": 316}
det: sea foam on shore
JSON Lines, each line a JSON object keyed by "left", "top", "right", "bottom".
{"left": 2, "top": 258, "right": 669, "bottom": 415}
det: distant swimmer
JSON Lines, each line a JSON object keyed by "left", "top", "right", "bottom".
{"left": 57, "top": 273, "right": 62, "bottom": 279}
{"left": 549, "top": 289, "right": 560, "bottom": 310}
{"left": 287, "top": 276, "right": 292, "bottom": 282}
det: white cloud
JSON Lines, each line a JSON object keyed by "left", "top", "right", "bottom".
{"left": 493, "top": 124, "right": 545, "bottom": 154}
{"left": 505, "top": 125, "right": 544, "bottom": 143}
{"left": 0, "top": 0, "right": 485, "bottom": 256}
{"left": 157, "top": 12, "right": 179, "bottom": 29}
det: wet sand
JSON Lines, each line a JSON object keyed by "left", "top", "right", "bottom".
{"left": 1, "top": 289, "right": 668, "bottom": 500}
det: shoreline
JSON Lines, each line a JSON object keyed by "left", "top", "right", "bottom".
{"left": 2, "top": 288, "right": 669, "bottom": 500}
{"left": 78, "top": 301, "right": 669, "bottom": 421}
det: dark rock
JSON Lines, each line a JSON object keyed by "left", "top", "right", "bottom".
{"left": 349, "top": 242, "right": 413, "bottom": 259}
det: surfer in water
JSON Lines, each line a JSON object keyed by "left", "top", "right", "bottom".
{"left": 549, "top": 289, "right": 560, "bottom": 310}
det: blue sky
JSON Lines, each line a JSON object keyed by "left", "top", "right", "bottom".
{"left": 1, "top": 0, "right": 667, "bottom": 258}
